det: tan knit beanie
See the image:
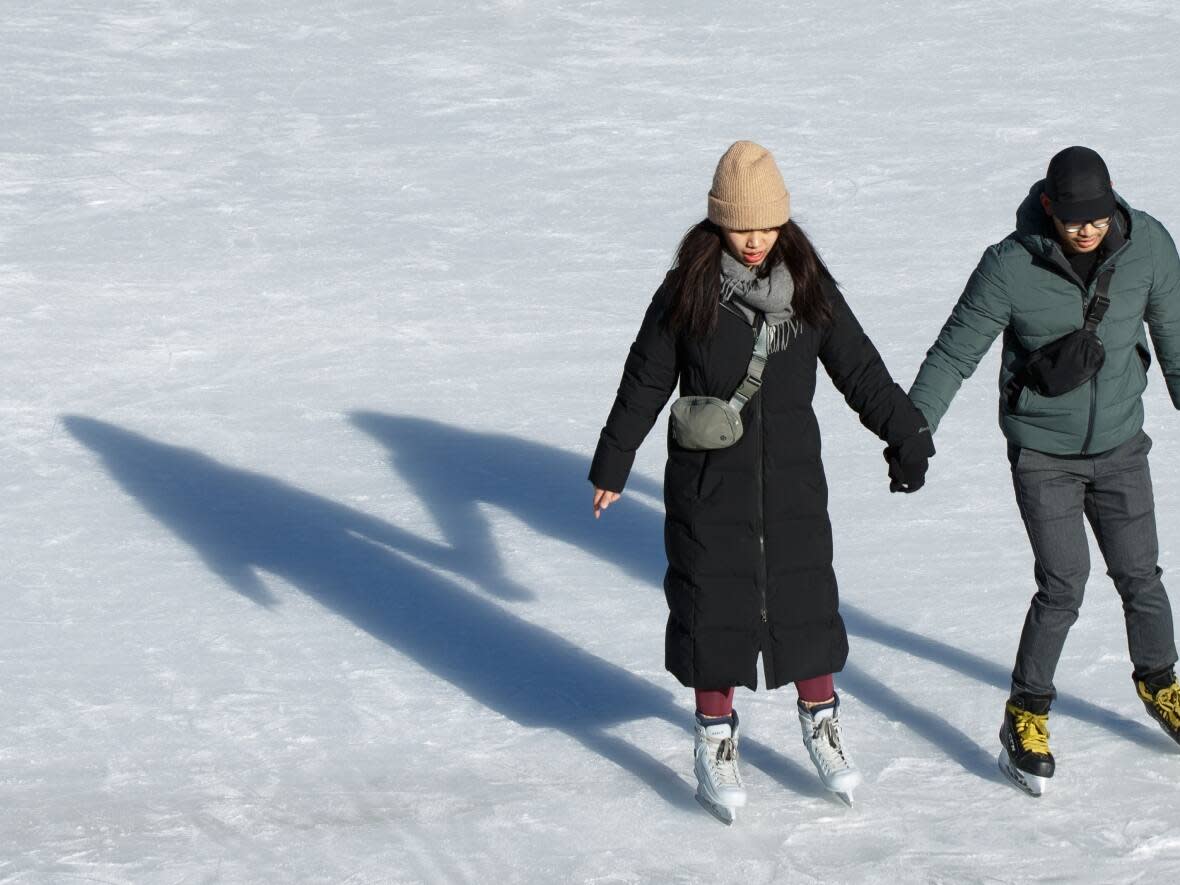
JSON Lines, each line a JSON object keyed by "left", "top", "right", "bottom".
{"left": 707, "top": 141, "right": 790, "bottom": 230}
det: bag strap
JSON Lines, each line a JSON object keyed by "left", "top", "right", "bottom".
{"left": 729, "top": 320, "right": 770, "bottom": 410}
{"left": 1083, "top": 267, "right": 1115, "bottom": 331}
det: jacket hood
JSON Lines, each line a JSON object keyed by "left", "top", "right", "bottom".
{"left": 1015, "top": 179, "right": 1133, "bottom": 258}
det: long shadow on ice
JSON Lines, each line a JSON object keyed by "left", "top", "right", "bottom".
{"left": 839, "top": 663, "right": 999, "bottom": 780}
{"left": 63, "top": 416, "right": 824, "bottom": 808}
{"left": 842, "top": 608, "right": 1165, "bottom": 752}
{"left": 351, "top": 412, "right": 1165, "bottom": 761}
{"left": 347, "top": 411, "right": 667, "bottom": 603}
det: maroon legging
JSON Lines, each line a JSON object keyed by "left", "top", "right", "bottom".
{"left": 695, "top": 674, "right": 834, "bottom": 718}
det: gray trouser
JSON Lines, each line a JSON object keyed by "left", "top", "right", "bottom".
{"left": 1008, "top": 430, "right": 1178, "bottom": 701}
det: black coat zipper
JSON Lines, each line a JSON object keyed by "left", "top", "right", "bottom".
{"left": 755, "top": 387, "right": 767, "bottom": 623}
{"left": 753, "top": 319, "right": 768, "bottom": 624}
{"left": 759, "top": 391, "right": 769, "bottom": 627}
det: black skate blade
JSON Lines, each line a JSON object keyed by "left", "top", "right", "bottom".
{"left": 998, "top": 748, "right": 1046, "bottom": 797}
{"left": 695, "top": 791, "right": 735, "bottom": 825}
{"left": 832, "top": 791, "right": 854, "bottom": 808}
{"left": 1148, "top": 716, "right": 1180, "bottom": 747}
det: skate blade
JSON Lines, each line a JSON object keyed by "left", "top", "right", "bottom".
{"left": 823, "top": 773, "right": 860, "bottom": 808}
{"left": 997, "top": 748, "right": 1047, "bottom": 797}
{"left": 1150, "top": 717, "right": 1180, "bottom": 747}
{"left": 695, "top": 791, "right": 736, "bottom": 825}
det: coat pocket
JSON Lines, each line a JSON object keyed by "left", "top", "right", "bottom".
{"left": 1136, "top": 341, "right": 1152, "bottom": 374}
{"left": 665, "top": 448, "right": 708, "bottom": 505}
{"left": 1013, "top": 384, "right": 1032, "bottom": 415}
{"left": 694, "top": 451, "right": 711, "bottom": 500}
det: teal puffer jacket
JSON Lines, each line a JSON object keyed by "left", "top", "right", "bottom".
{"left": 910, "top": 183, "right": 1180, "bottom": 455}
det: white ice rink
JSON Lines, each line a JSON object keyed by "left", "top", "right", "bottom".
{"left": 4, "top": 2, "right": 1180, "bottom": 882}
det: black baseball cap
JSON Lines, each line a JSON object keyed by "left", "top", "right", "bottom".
{"left": 1044, "top": 146, "right": 1115, "bottom": 222}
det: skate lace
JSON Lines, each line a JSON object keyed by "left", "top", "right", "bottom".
{"left": 1150, "top": 683, "right": 1180, "bottom": 728}
{"left": 812, "top": 717, "right": 849, "bottom": 770}
{"left": 711, "top": 738, "right": 741, "bottom": 786}
{"left": 1012, "top": 710, "right": 1051, "bottom": 755}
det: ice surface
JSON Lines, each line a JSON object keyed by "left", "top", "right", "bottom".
{"left": 4, "top": 1, "right": 1180, "bottom": 882}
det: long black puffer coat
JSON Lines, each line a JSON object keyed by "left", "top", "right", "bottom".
{"left": 590, "top": 272, "right": 925, "bottom": 690}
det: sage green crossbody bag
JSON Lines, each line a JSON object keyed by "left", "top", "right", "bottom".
{"left": 669, "top": 321, "right": 769, "bottom": 450}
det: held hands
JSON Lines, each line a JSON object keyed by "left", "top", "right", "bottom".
{"left": 884, "top": 428, "right": 935, "bottom": 493}
{"left": 593, "top": 487, "right": 621, "bottom": 519}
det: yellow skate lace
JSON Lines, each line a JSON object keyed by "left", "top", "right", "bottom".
{"left": 1006, "top": 704, "right": 1051, "bottom": 755}
{"left": 1139, "top": 680, "right": 1180, "bottom": 729}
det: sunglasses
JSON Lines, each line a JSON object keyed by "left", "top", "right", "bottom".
{"left": 1060, "top": 217, "right": 1111, "bottom": 235}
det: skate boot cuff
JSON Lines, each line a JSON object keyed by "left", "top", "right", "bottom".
{"left": 1134, "top": 666, "right": 1177, "bottom": 693}
{"left": 695, "top": 710, "right": 739, "bottom": 730}
{"left": 1007, "top": 692, "right": 1052, "bottom": 715}
{"left": 797, "top": 692, "right": 839, "bottom": 720}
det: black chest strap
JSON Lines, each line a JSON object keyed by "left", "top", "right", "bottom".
{"left": 1083, "top": 267, "right": 1115, "bottom": 331}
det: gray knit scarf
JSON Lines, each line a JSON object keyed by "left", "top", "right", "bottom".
{"left": 719, "top": 250, "right": 798, "bottom": 353}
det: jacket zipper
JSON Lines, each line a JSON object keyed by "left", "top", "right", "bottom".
{"left": 1079, "top": 274, "right": 1097, "bottom": 455}
{"left": 1056, "top": 237, "right": 1127, "bottom": 455}
{"left": 1081, "top": 380, "right": 1097, "bottom": 455}
{"left": 1076, "top": 258, "right": 1116, "bottom": 456}
{"left": 756, "top": 388, "right": 767, "bottom": 623}
{"left": 753, "top": 320, "right": 768, "bottom": 624}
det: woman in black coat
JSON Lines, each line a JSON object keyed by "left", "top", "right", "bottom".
{"left": 589, "top": 141, "right": 932, "bottom": 820}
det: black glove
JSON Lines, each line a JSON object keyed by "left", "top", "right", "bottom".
{"left": 884, "top": 428, "right": 935, "bottom": 493}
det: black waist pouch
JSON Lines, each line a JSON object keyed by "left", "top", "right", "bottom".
{"left": 1006, "top": 268, "right": 1113, "bottom": 406}
{"left": 1022, "top": 329, "right": 1105, "bottom": 395}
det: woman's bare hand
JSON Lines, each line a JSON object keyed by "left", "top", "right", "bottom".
{"left": 592, "top": 487, "right": 621, "bottom": 519}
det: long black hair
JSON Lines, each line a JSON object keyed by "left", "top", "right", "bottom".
{"left": 665, "top": 219, "right": 835, "bottom": 339}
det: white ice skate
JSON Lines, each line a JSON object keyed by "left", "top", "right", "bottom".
{"left": 693, "top": 711, "right": 747, "bottom": 825}
{"left": 798, "top": 695, "right": 862, "bottom": 806}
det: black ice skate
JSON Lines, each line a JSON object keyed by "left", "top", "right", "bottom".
{"left": 1136, "top": 671, "right": 1180, "bottom": 745}
{"left": 998, "top": 695, "right": 1054, "bottom": 797}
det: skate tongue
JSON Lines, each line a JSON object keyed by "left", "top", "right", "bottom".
{"left": 809, "top": 705, "right": 836, "bottom": 723}
{"left": 703, "top": 722, "right": 733, "bottom": 740}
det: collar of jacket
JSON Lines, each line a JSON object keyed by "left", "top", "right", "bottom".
{"left": 1013, "top": 180, "right": 1133, "bottom": 285}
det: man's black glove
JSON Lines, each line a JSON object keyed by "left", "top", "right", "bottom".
{"left": 884, "top": 428, "right": 935, "bottom": 493}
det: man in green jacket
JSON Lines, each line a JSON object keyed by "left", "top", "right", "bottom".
{"left": 909, "top": 146, "right": 1180, "bottom": 796}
